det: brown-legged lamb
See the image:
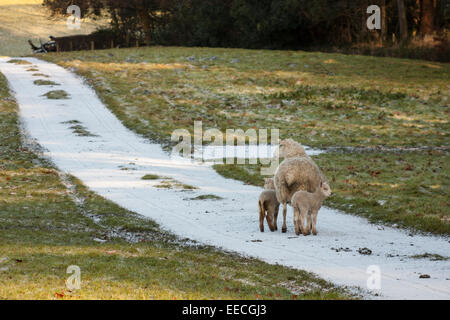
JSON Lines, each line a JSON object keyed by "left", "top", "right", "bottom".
{"left": 291, "top": 181, "right": 331, "bottom": 236}
{"left": 274, "top": 156, "right": 328, "bottom": 233}
{"left": 258, "top": 178, "right": 279, "bottom": 232}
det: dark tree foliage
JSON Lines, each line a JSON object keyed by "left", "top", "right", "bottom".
{"left": 44, "top": 0, "right": 449, "bottom": 49}
{"left": 154, "top": 0, "right": 236, "bottom": 47}
{"left": 43, "top": 0, "right": 170, "bottom": 45}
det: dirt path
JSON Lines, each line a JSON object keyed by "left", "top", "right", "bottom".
{"left": 1, "top": 57, "right": 449, "bottom": 299}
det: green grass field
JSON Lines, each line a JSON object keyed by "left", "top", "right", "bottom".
{"left": 40, "top": 46, "right": 449, "bottom": 235}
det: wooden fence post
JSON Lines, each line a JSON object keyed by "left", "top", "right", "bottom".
{"left": 91, "top": 41, "right": 95, "bottom": 51}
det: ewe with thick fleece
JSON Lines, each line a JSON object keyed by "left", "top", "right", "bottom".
{"left": 275, "top": 139, "right": 327, "bottom": 182}
{"left": 291, "top": 181, "right": 331, "bottom": 236}
{"left": 258, "top": 178, "right": 280, "bottom": 232}
{"left": 274, "top": 157, "right": 327, "bottom": 233}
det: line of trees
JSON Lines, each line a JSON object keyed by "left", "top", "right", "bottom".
{"left": 44, "top": 0, "right": 448, "bottom": 49}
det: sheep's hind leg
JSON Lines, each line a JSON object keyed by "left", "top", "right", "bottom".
{"left": 281, "top": 203, "right": 288, "bottom": 233}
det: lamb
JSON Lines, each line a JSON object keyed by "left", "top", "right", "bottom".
{"left": 274, "top": 156, "right": 327, "bottom": 233}
{"left": 263, "top": 177, "right": 275, "bottom": 190}
{"left": 258, "top": 178, "right": 280, "bottom": 232}
{"left": 291, "top": 181, "right": 331, "bottom": 236}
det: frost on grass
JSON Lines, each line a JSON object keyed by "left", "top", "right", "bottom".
{"left": 33, "top": 79, "right": 60, "bottom": 86}
{"left": 42, "top": 90, "right": 69, "bottom": 99}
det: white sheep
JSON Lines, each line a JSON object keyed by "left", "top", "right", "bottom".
{"left": 274, "top": 155, "right": 328, "bottom": 233}
{"left": 291, "top": 181, "right": 331, "bottom": 236}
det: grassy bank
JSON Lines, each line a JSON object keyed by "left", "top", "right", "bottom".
{"left": 40, "top": 46, "right": 449, "bottom": 235}
{"left": 0, "top": 72, "right": 352, "bottom": 299}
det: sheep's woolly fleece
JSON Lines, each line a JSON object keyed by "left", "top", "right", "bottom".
{"left": 1, "top": 57, "right": 449, "bottom": 300}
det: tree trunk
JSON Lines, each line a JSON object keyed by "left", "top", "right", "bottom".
{"left": 396, "top": 0, "right": 408, "bottom": 45}
{"left": 420, "top": 0, "right": 435, "bottom": 36}
{"left": 137, "top": 5, "right": 152, "bottom": 46}
{"left": 381, "top": 0, "right": 387, "bottom": 44}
